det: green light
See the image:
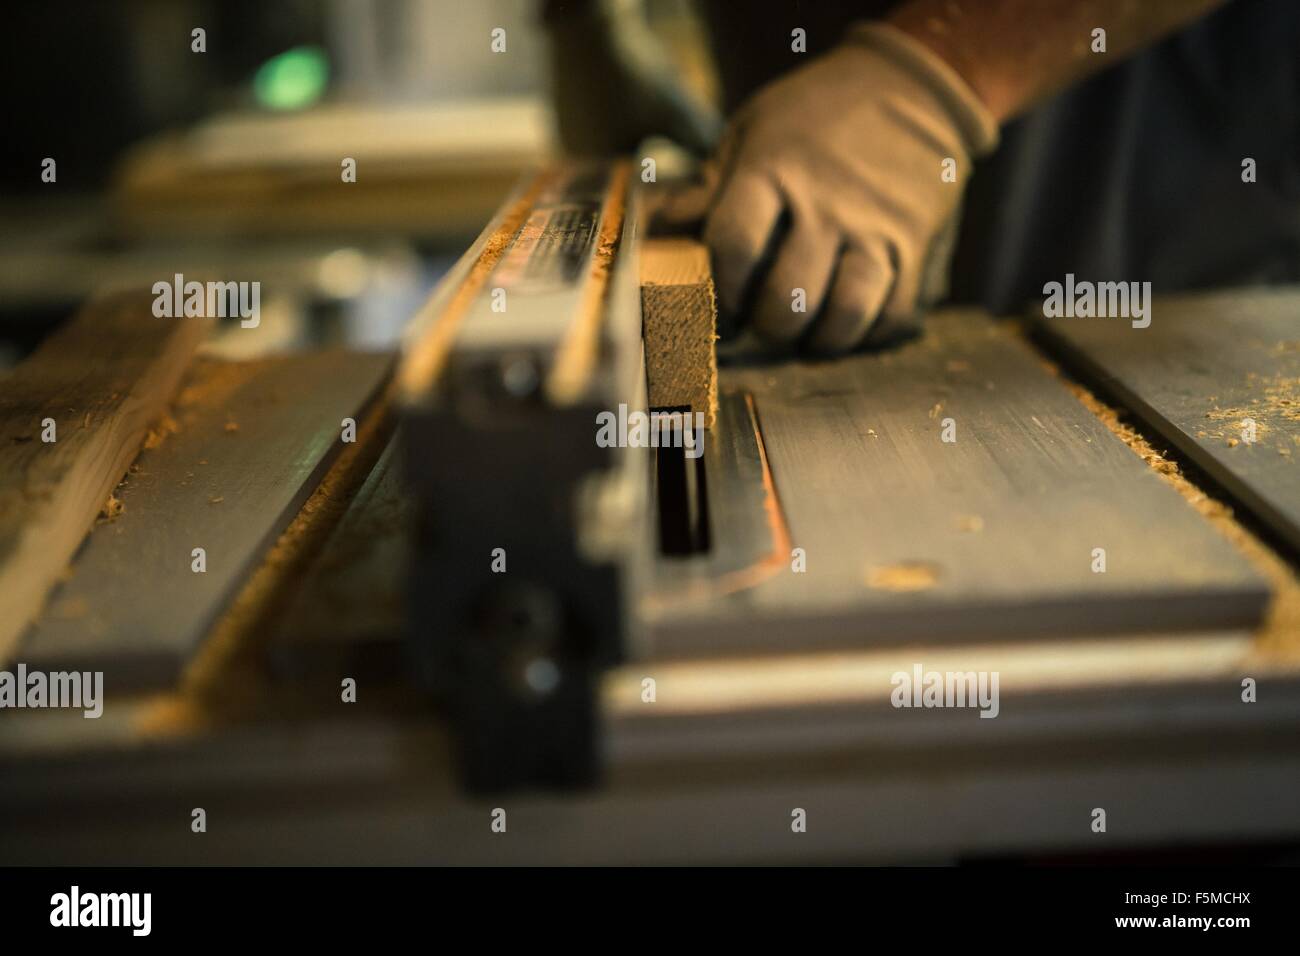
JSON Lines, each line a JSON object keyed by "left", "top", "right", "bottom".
{"left": 253, "top": 46, "right": 329, "bottom": 111}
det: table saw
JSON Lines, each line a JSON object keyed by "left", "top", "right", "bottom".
{"left": 2, "top": 161, "right": 1299, "bottom": 865}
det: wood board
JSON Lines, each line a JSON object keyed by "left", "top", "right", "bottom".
{"left": 640, "top": 237, "right": 718, "bottom": 426}
{"left": 113, "top": 99, "right": 553, "bottom": 241}
{"left": 0, "top": 292, "right": 204, "bottom": 664}
{"left": 1034, "top": 287, "right": 1300, "bottom": 554}
{"left": 17, "top": 350, "right": 392, "bottom": 687}
{"left": 644, "top": 310, "right": 1270, "bottom": 658}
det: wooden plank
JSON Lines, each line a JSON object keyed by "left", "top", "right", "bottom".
{"left": 640, "top": 237, "right": 718, "bottom": 427}
{"left": 113, "top": 99, "right": 553, "bottom": 241}
{"left": 17, "top": 350, "right": 392, "bottom": 687}
{"left": 0, "top": 292, "right": 204, "bottom": 663}
{"left": 1035, "top": 287, "right": 1300, "bottom": 553}
{"left": 644, "top": 310, "right": 1269, "bottom": 657}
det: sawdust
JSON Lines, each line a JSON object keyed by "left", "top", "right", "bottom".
{"left": 48, "top": 595, "right": 88, "bottom": 620}
{"left": 142, "top": 360, "right": 263, "bottom": 452}
{"left": 311, "top": 464, "right": 409, "bottom": 576}
{"left": 547, "top": 162, "right": 630, "bottom": 404}
{"left": 135, "top": 376, "right": 397, "bottom": 736}
{"left": 866, "top": 561, "right": 941, "bottom": 592}
{"left": 1200, "top": 374, "right": 1300, "bottom": 450}
{"left": 397, "top": 171, "right": 552, "bottom": 398}
{"left": 142, "top": 412, "right": 179, "bottom": 450}
{"left": 98, "top": 493, "right": 124, "bottom": 522}
{"left": 173, "top": 358, "right": 256, "bottom": 412}
{"left": 1048, "top": 367, "right": 1300, "bottom": 663}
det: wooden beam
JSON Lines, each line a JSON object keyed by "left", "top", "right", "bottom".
{"left": 18, "top": 350, "right": 393, "bottom": 688}
{"left": 640, "top": 237, "right": 718, "bottom": 427}
{"left": 0, "top": 292, "right": 204, "bottom": 663}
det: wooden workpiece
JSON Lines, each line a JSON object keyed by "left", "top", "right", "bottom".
{"left": 0, "top": 293, "right": 204, "bottom": 664}
{"left": 640, "top": 237, "right": 719, "bottom": 427}
{"left": 18, "top": 350, "right": 393, "bottom": 688}
{"left": 1036, "top": 287, "right": 1300, "bottom": 554}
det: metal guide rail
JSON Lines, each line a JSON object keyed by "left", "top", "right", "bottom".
{"left": 397, "top": 162, "right": 649, "bottom": 791}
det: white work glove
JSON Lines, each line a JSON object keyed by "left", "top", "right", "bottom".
{"left": 684, "top": 22, "right": 999, "bottom": 351}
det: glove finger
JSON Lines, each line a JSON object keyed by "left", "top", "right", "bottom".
{"left": 917, "top": 210, "right": 960, "bottom": 308}
{"left": 653, "top": 115, "right": 746, "bottom": 233}
{"left": 704, "top": 169, "right": 784, "bottom": 317}
{"left": 883, "top": 230, "right": 927, "bottom": 321}
{"left": 806, "top": 240, "right": 893, "bottom": 353}
{"left": 750, "top": 208, "right": 840, "bottom": 344}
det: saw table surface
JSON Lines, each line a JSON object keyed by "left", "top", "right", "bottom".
{"left": 1037, "top": 287, "right": 1300, "bottom": 555}
{"left": 4, "top": 299, "right": 1300, "bottom": 864}
{"left": 645, "top": 311, "right": 1268, "bottom": 658}
{"left": 265, "top": 309, "right": 1275, "bottom": 676}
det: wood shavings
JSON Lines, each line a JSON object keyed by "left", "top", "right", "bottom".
{"left": 98, "top": 494, "right": 124, "bottom": 522}
{"left": 142, "top": 413, "right": 179, "bottom": 450}
{"left": 866, "top": 561, "right": 940, "bottom": 592}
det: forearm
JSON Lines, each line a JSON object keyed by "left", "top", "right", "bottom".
{"left": 889, "top": 0, "right": 1228, "bottom": 123}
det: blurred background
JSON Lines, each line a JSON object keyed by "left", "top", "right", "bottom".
{"left": 0, "top": 0, "right": 717, "bottom": 366}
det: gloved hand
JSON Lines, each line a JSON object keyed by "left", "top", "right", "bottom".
{"left": 684, "top": 22, "right": 1000, "bottom": 351}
